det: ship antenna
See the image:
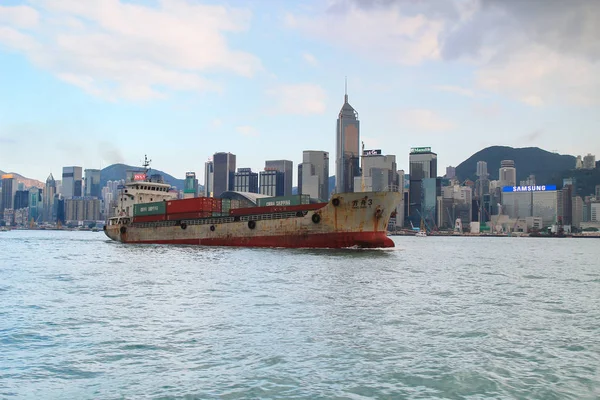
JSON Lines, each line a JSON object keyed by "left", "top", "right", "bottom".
{"left": 143, "top": 155, "right": 152, "bottom": 179}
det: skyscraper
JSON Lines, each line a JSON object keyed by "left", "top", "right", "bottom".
{"left": 84, "top": 169, "right": 101, "bottom": 198}
{"left": 259, "top": 169, "right": 284, "bottom": 196}
{"left": 300, "top": 150, "right": 329, "bottom": 201}
{"left": 62, "top": 166, "right": 83, "bottom": 199}
{"left": 204, "top": 160, "right": 214, "bottom": 197}
{"left": 212, "top": 152, "right": 236, "bottom": 198}
{"left": 265, "top": 160, "right": 293, "bottom": 196}
{"left": 499, "top": 160, "right": 516, "bottom": 187}
{"left": 476, "top": 161, "right": 488, "bottom": 178}
{"left": 335, "top": 82, "right": 360, "bottom": 193}
{"left": 0, "top": 174, "right": 17, "bottom": 217}
{"left": 44, "top": 173, "right": 56, "bottom": 222}
{"left": 234, "top": 168, "right": 259, "bottom": 193}
{"left": 408, "top": 147, "right": 437, "bottom": 221}
{"left": 355, "top": 150, "right": 398, "bottom": 192}
{"left": 184, "top": 172, "right": 198, "bottom": 198}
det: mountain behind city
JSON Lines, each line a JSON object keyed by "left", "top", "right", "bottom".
{"left": 2, "top": 146, "right": 598, "bottom": 197}
{"left": 455, "top": 146, "right": 576, "bottom": 183}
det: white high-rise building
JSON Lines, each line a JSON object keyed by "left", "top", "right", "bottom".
{"left": 300, "top": 150, "right": 329, "bottom": 201}
{"left": 583, "top": 153, "right": 596, "bottom": 169}
{"left": 476, "top": 161, "right": 488, "bottom": 178}
{"left": 204, "top": 160, "right": 214, "bottom": 197}
{"left": 499, "top": 160, "right": 516, "bottom": 187}
{"left": 354, "top": 151, "right": 398, "bottom": 192}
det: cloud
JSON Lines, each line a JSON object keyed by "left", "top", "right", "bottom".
{"left": 399, "top": 109, "right": 455, "bottom": 132}
{"left": 288, "top": 0, "right": 600, "bottom": 106}
{"left": 266, "top": 83, "right": 327, "bottom": 115}
{"left": 0, "top": 5, "right": 39, "bottom": 28}
{"left": 236, "top": 126, "right": 259, "bottom": 137}
{"left": 0, "top": 1, "right": 262, "bottom": 101}
{"left": 433, "top": 85, "right": 475, "bottom": 97}
{"left": 302, "top": 52, "right": 319, "bottom": 67}
{"left": 285, "top": 4, "right": 443, "bottom": 65}
{"left": 211, "top": 119, "right": 222, "bottom": 128}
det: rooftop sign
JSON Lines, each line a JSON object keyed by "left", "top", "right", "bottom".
{"left": 363, "top": 149, "right": 382, "bottom": 156}
{"left": 410, "top": 147, "right": 432, "bottom": 154}
{"left": 502, "top": 185, "right": 557, "bottom": 192}
{"left": 1, "top": 174, "right": 14, "bottom": 179}
{"left": 133, "top": 173, "right": 146, "bottom": 181}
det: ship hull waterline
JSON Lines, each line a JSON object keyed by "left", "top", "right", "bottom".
{"left": 104, "top": 191, "right": 401, "bottom": 249}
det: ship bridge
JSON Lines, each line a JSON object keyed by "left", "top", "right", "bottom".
{"left": 219, "top": 191, "right": 271, "bottom": 207}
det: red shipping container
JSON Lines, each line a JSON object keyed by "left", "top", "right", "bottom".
{"left": 166, "top": 211, "right": 212, "bottom": 221}
{"left": 166, "top": 197, "right": 222, "bottom": 214}
{"left": 133, "top": 214, "right": 167, "bottom": 223}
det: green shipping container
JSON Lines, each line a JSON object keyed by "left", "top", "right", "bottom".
{"left": 257, "top": 195, "right": 310, "bottom": 207}
{"left": 133, "top": 201, "right": 166, "bottom": 216}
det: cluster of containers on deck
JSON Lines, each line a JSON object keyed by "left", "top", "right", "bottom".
{"left": 132, "top": 194, "right": 313, "bottom": 223}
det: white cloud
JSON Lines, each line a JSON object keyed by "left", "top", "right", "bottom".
{"left": 433, "top": 85, "right": 475, "bottom": 97}
{"left": 285, "top": 5, "right": 443, "bottom": 65}
{"left": 0, "top": 5, "right": 39, "bottom": 28}
{"left": 236, "top": 126, "right": 259, "bottom": 137}
{"left": 302, "top": 52, "right": 319, "bottom": 67}
{"left": 0, "top": 0, "right": 262, "bottom": 101}
{"left": 399, "top": 109, "right": 455, "bottom": 132}
{"left": 476, "top": 45, "right": 600, "bottom": 107}
{"left": 266, "top": 83, "right": 327, "bottom": 115}
{"left": 211, "top": 119, "right": 222, "bottom": 128}
{"left": 288, "top": 0, "right": 600, "bottom": 106}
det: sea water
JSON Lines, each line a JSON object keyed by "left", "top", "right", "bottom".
{"left": 1, "top": 230, "right": 598, "bottom": 399}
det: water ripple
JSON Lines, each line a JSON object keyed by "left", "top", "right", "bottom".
{"left": 0, "top": 231, "right": 599, "bottom": 399}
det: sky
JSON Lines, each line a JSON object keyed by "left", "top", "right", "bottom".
{"left": 1, "top": 0, "right": 599, "bottom": 185}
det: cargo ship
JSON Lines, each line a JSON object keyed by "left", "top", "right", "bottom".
{"left": 104, "top": 160, "right": 401, "bottom": 248}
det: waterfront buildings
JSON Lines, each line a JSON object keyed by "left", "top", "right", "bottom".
{"left": 84, "top": 169, "right": 101, "bottom": 198}
{"left": 408, "top": 147, "right": 437, "bottom": 224}
{"left": 61, "top": 166, "right": 83, "bottom": 199}
{"left": 43, "top": 174, "right": 56, "bottom": 222}
{"left": 184, "top": 172, "right": 198, "bottom": 198}
{"left": 212, "top": 152, "right": 236, "bottom": 198}
{"left": 445, "top": 166, "right": 455, "bottom": 179}
{"left": 64, "top": 197, "right": 101, "bottom": 222}
{"left": 204, "top": 160, "right": 214, "bottom": 197}
{"left": 259, "top": 169, "right": 284, "bottom": 196}
{"left": 299, "top": 150, "right": 329, "bottom": 201}
{"left": 0, "top": 174, "right": 17, "bottom": 217}
{"left": 442, "top": 184, "right": 472, "bottom": 227}
{"left": 354, "top": 150, "right": 399, "bottom": 192}
{"left": 265, "top": 160, "right": 293, "bottom": 196}
{"left": 500, "top": 185, "right": 561, "bottom": 227}
{"left": 234, "top": 168, "right": 259, "bottom": 193}
{"left": 591, "top": 202, "right": 600, "bottom": 222}
{"left": 335, "top": 87, "right": 360, "bottom": 194}
{"left": 499, "top": 160, "right": 516, "bottom": 187}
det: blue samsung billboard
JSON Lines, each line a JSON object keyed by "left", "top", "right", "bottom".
{"left": 502, "top": 185, "right": 557, "bottom": 192}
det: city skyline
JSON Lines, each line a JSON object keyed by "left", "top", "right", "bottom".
{"left": 1, "top": 1, "right": 600, "bottom": 182}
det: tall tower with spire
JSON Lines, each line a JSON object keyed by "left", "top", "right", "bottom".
{"left": 336, "top": 78, "right": 360, "bottom": 194}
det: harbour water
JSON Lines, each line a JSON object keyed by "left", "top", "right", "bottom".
{"left": 1, "top": 230, "right": 599, "bottom": 399}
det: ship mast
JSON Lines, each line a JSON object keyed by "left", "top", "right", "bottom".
{"left": 142, "top": 154, "right": 152, "bottom": 181}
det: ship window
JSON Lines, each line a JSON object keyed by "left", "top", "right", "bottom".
{"left": 150, "top": 198, "right": 153, "bottom": 201}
